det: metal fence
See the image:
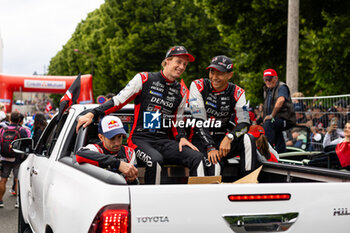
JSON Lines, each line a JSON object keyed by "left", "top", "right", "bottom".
{"left": 290, "top": 94, "right": 350, "bottom": 151}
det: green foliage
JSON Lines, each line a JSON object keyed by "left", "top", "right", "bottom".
{"left": 196, "top": 0, "right": 350, "bottom": 106}
{"left": 300, "top": 13, "right": 350, "bottom": 95}
{"left": 48, "top": 0, "right": 350, "bottom": 107}
{"left": 48, "top": 0, "right": 227, "bottom": 102}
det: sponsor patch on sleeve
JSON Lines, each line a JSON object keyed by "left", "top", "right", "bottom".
{"left": 233, "top": 85, "right": 244, "bottom": 101}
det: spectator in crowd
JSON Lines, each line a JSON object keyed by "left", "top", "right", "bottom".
{"left": 19, "top": 113, "right": 31, "bottom": 137}
{"left": 76, "top": 116, "right": 138, "bottom": 184}
{"left": 189, "top": 55, "right": 258, "bottom": 177}
{"left": 323, "top": 117, "right": 344, "bottom": 151}
{"left": 255, "top": 103, "right": 264, "bottom": 126}
{"left": 294, "top": 103, "right": 311, "bottom": 127}
{"left": 291, "top": 92, "right": 306, "bottom": 112}
{"left": 0, "top": 113, "right": 10, "bottom": 128}
{"left": 76, "top": 45, "right": 205, "bottom": 184}
{"left": 262, "top": 68, "right": 296, "bottom": 153}
{"left": 286, "top": 127, "right": 307, "bottom": 149}
{"left": 334, "top": 121, "right": 350, "bottom": 168}
{"left": 335, "top": 100, "right": 349, "bottom": 128}
{"left": 0, "top": 103, "right": 6, "bottom": 122}
{"left": 248, "top": 106, "right": 257, "bottom": 125}
{"left": 308, "top": 121, "right": 350, "bottom": 169}
{"left": 0, "top": 112, "right": 30, "bottom": 208}
{"left": 32, "top": 112, "right": 48, "bottom": 146}
{"left": 310, "top": 126, "right": 325, "bottom": 152}
{"left": 312, "top": 104, "right": 329, "bottom": 130}
{"left": 327, "top": 107, "right": 340, "bottom": 127}
{"left": 105, "top": 93, "right": 115, "bottom": 101}
{"left": 248, "top": 125, "right": 278, "bottom": 163}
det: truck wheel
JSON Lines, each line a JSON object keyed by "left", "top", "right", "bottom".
{"left": 18, "top": 185, "right": 32, "bottom": 233}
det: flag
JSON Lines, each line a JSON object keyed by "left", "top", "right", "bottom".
{"left": 57, "top": 73, "right": 81, "bottom": 122}
{"left": 45, "top": 101, "right": 53, "bottom": 113}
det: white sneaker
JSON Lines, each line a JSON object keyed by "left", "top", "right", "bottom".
{"left": 0, "top": 201, "right": 4, "bottom": 208}
{"left": 14, "top": 201, "right": 19, "bottom": 208}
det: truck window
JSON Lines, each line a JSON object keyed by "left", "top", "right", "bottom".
{"left": 35, "top": 113, "right": 69, "bottom": 158}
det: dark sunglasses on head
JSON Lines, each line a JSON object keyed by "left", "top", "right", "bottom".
{"left": 263, "top": 76, "right": 274, "bottom": 82}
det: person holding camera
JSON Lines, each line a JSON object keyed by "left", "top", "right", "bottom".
{"left": 323, "top": 117, "right": 344, "bottom": 151}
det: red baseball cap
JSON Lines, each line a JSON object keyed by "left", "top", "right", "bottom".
{"left": 248, "top": 125, "right": 265, "bottom": 138}
{"left": 263, "top": 69, "right": 278, "bottom": 77}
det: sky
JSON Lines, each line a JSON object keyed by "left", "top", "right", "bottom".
{"left": 0, "top": 0, "right": 105, "bottom": 75}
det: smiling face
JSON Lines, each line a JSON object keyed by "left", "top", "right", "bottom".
{"left": 162, "top": 55, "right": 189, "bottom": 81}
{"left": 99, "top": 133, "right": 123, "bottom": 153}
{"left": 209, "top": 69, "right": 232, "bottom": 91}
{"left": 344, "top": 122, "right": 350, "bottom": 139}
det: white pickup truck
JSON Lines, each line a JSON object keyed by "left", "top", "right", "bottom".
{"left": 15, "top": 104, "right": 350, "bottom": 233}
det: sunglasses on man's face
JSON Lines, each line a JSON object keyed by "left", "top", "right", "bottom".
{"left": 263, "top": 76, "right": 274, "bottom": 82}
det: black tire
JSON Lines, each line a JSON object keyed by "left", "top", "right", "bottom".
{"left": 18, "top": 184, "right": 32, "bottom": 233}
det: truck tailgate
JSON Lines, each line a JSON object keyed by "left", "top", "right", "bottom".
{"left": 129, "top": 183, "right": 350, "bottom": 233}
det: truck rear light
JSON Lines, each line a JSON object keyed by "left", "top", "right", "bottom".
{"left": 228, "top": 193, "right": 291, "bottom": 201}
{"left": 89, "top": 204, "right": 130, "bottom": 233}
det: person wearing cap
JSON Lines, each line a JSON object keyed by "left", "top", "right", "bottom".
{"left": 262, "top": 68, "right": 296, "bottom": 153}
{"left": 248, "top": 125, "right": 278, "bottom": 163}
{"left": 75, "top": 116, "right": 139, "bottom": 183}
{"left": 76, "top": 46, "right": 205, "bottom": 184}
{"left": 189, "top": 55, "right": 258, "bottom": 177}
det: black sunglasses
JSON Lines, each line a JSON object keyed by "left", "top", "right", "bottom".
{"left": 263, "top": 76, "right": 274, "bottom": 82}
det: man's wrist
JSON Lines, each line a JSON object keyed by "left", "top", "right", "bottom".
{"left": 226, "top": 133, "right": 234, "bottom": 141}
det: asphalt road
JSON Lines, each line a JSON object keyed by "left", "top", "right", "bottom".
{"left": 0, "top": 179, "right": 18, "bottom": 233}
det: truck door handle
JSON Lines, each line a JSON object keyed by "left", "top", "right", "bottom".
{"left": 223, "top": 212, "right": 298, "bottom": 232}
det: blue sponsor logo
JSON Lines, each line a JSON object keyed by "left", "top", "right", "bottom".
{"left": 206, "top": 101, "right": 217, "bottom": 108}
{"left": 150, "top": 90, "right": 163, "bottom": 97}
{"left": 143, "top": 111, "right": 161, "bottom": 129}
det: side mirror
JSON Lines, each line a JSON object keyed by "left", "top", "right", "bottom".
{"left": 11, "top": 138, "right": 34, "bottom": 154}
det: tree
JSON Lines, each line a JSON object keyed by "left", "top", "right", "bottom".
{"left": 48, "top": 0, "right": 227, "bottom": 104}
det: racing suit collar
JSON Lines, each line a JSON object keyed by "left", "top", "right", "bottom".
{"left": 160, "top": 70, "right": 175, "bottom": 83}
{"left": 210, "top": 82, "right": 229, "bottom": 93}
{"left": 101, "top": 141, "right": 119, "bottom": 155}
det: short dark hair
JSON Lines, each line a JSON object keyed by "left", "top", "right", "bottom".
{"left": 106, "top": 93, "right": 115, "bottom": 99}
{"left": 10, "top": 112, "right": 21, "bottom": 124}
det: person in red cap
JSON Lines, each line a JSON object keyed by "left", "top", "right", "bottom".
{"left": 262, "top": 68, "right": 296, "bottom": 153}
{"left": 76, "top": 46, "right": 205, "bottom": 184}
{"left": 189, "top": 55, "right": 258, "bottom": 177}
{"left": 248, "top": 125, "right": 278, "bottom": 163}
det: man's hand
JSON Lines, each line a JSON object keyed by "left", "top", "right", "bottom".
{"left": 263, "top": 115, "right": 273, "bottom": 123}
{"left": 118, "top": 161, "right": 138, "bottom": 182}
{"left": 219, "top": 136, "right": 232, "bottom": 158}
{"left": 179, "top": 138, "right": 199, "bottom": 152}
{"left": 76, "top": 112, "right": 94, "bottom": 133}
{"left": 208, "top": 150, "right": 220, "bottom": 164}
{"left": 327, "top": 124, "right": 337, "bottom": 134}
